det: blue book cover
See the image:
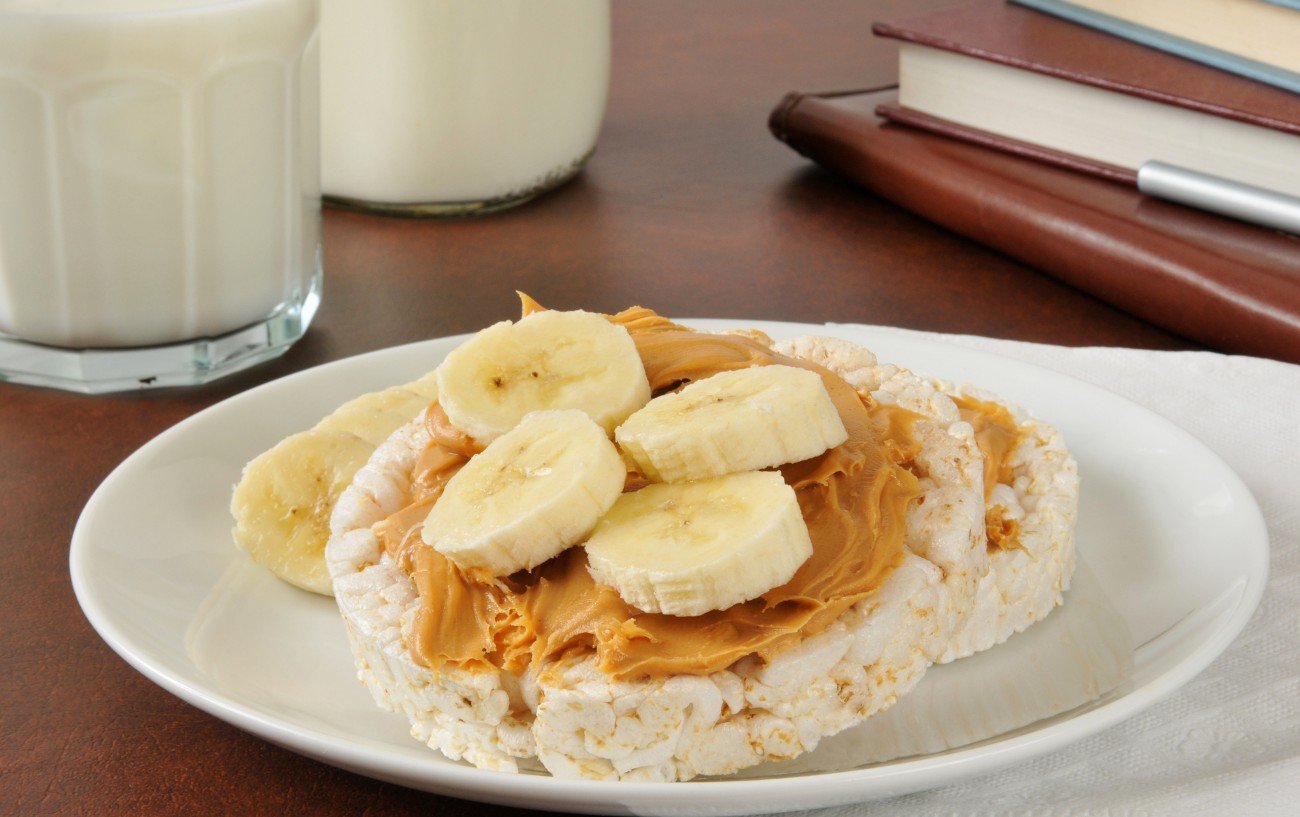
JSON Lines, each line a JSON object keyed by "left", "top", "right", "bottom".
{"left": 1013, "top": 0, "right": 1300, "bottom": 95}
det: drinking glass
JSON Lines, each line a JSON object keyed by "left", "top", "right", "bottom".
{"left": 0, "top": 0, "right": 322, "bottom": 393}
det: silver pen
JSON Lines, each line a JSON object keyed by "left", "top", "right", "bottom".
{"left": 1137, "top": 161, "right": 1300, "bottom": 235}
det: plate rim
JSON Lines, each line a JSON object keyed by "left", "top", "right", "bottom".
{"left": 69, "top": 320, "right": 1270, "bottom": 813}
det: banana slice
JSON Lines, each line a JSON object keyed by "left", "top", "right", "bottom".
{"left": 436, "top": 310, "right": 651, "bottom": 444}
{"left": 231, "top": 428, "right": 374, "bottom": 595}
{"left": 615, "top": 364, "right": 847, "bottom": 483}
{"left": 231, "top": 384, "right": 429, "bottom": 596}
{"left": 584, "top": 470, "right": 813, "bottom": 617}
{"left": 422, "top": 409, "right": 626, "bottom": 576}
{"left": 315, "top": 387, "right": 431, "bottom": 445}
{"left": 402, "top": 369, "right": 440, "bottom": 401}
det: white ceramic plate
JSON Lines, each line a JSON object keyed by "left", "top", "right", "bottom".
{"left": 70, "top": 321, "right": 1269, "bottom": 816}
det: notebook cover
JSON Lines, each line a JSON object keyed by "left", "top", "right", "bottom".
{"left": 768, "top": 89, "right": 1300, "bottom": 364}
{"left": 872, "top": 0, "right": 1300, "bottom": 136}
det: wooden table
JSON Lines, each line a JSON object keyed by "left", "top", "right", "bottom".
{"left": 2, "top": 2, "right": 1193, "bottom": 814}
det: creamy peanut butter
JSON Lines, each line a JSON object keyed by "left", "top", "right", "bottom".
{"left": 376, "top": 307, "right": 923, "bottom": 681}
{"left": 953, "top": 394, "right": 1024, "bottom": 551}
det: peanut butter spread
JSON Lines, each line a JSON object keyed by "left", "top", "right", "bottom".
{"left": 953, "top": 394, "right": 1024, "bottom": 551}
{"left": 374, "top": 307, "right": 923, "bottom": 681}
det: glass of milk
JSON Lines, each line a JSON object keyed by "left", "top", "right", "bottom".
{"left": 321, "top": 0, "right": 609, "bottom": 216}
{"left": 0, "top": 0, "right": 321, "bottom": 393}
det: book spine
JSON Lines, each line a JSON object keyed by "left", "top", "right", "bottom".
{"left": 1012, "top": 0, "right": 1300, "bottom": 95}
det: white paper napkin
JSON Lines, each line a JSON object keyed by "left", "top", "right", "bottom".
{"left": 798, "top": 329, "right": 1300, "bottom": 817}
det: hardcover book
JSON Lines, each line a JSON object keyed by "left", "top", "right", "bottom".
{"left": 1012, "top": 0, "right": 1300, "bottom": 94}
{"left": 872, "top": 0, "right": 1300, "bottom": 198}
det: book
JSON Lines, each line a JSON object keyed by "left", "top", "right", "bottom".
{"left": 874, "top": 103, "right": 1138, "bottom": 186}
{"left": 768, "top": 88, "right": 1300, "bottom": 364}
{"left": 872, "top": 1, "right": 1300, "bottom": 199}
{"left": 1012, "top": 0, "right": 1300, "bottom": 94}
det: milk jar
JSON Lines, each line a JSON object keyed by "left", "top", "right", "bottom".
{"left": 0, "top": 0, "right": 321, "bottom": 392}
{"left": 320, "top": 0, "right": 610, "bottom": 215}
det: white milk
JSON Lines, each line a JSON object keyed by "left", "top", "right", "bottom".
{"left": 0, "top": 0, "right": 320, "bottom": 349}
{"left": 321, "top": 0, "right": 609, "bottom": 210}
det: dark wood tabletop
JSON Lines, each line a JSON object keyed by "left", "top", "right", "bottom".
{"left": 2, "top": 2, "right": 1195, "bottom": 815}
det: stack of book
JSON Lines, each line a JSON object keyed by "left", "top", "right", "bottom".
{"left": 770, "top": 0, "right": 1300, "bottom": 363}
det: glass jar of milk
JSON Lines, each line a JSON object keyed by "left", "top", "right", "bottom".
{"left": 321, "top": 0, "right": 610, "bottom": 216}
{"left": 0, "top": 0, "right": 321, "bottom": 393}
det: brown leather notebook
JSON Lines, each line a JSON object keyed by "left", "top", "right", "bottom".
{"left": 768, "top": 89, "right": 1300, "bottom": 364}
